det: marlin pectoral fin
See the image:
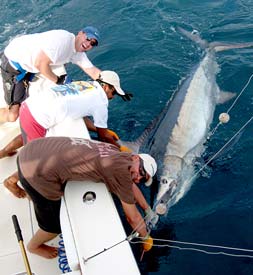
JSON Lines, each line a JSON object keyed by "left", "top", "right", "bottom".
{"left": 217, "top": 91, "right": 236, "bottom": 104}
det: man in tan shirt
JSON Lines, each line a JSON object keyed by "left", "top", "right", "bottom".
{"left": 17, "top": 136, "right": 158, "bottom": 259}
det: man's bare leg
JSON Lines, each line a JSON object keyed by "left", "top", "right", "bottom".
{"left": 3, "top": 171, "right": 26, "bottom": 198}
{"left": 0, "top": 134, "right": 23, "bottom": 158}
{"left": 0, "top": 107, "right": 10, "bottom": 123}
{"left": 27, "top": 229, "right": 58, "bottom": 259}
{"left": 0, "top": 104, "right": 20, "bottom": 123}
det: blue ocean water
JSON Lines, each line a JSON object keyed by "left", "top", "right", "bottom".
{"left": 1, "top": 1, "right": 252, "bottom": 274}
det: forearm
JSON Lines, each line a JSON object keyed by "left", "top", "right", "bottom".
{"left": 132, "top": 183, "right": 149, "bottom": 211}
{"left": 34, "top": 50, "right": 58, "bottom": 83}
{"left": 83, "top": 117, "right": 97, "bottom": 132}
{"left": 128, "top": 213, "right": 148, "bottom": 238}
{"left": 121, "top": 201, "right": 148, "bottom": 237}
{"left": 37, "top": 64, "right": 58, "bottom": 83}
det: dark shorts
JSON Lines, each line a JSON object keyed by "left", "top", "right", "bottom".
{"left": 0, "top": 53, "right": 29, "bottom": 106}
{"left": 17, "top": 159, "right": 62, "bottom": 234}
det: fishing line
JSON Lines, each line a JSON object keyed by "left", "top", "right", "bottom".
{"left": 70, "top": 230, "right": 253, "bottom": 262}
{"left": 226, "top": 72, "right": 253, "bottom": 114}
{"left": 209, "top": 72, "right": 253, "bottom": 138}
{"left": 130, "top": 237, "right": 253, "bottom": 258}
{"left": 185, "top": 115, "right": 253, "bottom": 185}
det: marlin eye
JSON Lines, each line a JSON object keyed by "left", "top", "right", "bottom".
{"left": 161, "top": 178, "right": 168, "bottom": 184}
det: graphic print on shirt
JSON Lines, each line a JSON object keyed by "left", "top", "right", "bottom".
{"left": 51, "top": 81, "right": 95, "bottom": 97}
{"left": 69, "top": 137, "right": 117, "bottom": 157}
{"left": 70, "top": 137, "right": 93, "bottom": 148}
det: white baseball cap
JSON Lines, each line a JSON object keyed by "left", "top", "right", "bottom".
{"left": 99, "top": 71, "right": 125, "bottom": 95}
{"left": 139, "top": 153, "right": 157, "bottom": 187}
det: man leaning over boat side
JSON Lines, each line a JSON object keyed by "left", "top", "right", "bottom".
{"left": 0, "top": 26, "right": 102, "bottom": 123}
{"left": 17, "top": 136, "right": 157, "bottom": 259}
{"left": 3, "top": 70, "right": 132, "bottom": 198}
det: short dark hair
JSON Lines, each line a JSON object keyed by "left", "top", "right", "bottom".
{"left": 96, "top": 79, "right": 114, "bottom": 90}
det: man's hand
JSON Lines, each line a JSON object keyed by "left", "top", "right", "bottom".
{"left": 107, "top": 129, "right": 119, "bottom": 141}
{"left": 56, "top": 74, "right": 72, "bottom": 84}
{"left": 120, "top": 145, "right": 132, "bottom": 152}
{"left": 145, "top": 206, "right": 159, "bottom": 230}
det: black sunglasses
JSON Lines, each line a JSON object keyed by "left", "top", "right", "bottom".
{"left": 86, "top": 38, "right": 98, "bottom": 47}
{"left": 139, "top": 158, "right": 148, "bottom": 184}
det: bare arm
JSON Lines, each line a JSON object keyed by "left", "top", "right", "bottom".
{"left": 132, "top": 183, "right": 149, "bottom": 211}
{"left": 83, "top": 117, "right": 97, "bottom": 132}
{"left": 121, "top": 201, "right": 148, "bottom": 237}
{"left": 34, "top": 50, "right": 58, "bottom": 83}
{"left": 133, "top": 184, "right": 159, "bottom": 229}
{"left": 79, "top": 66, "right": 101, "bottom": 80}
{"left": 83, "top": 121, "right": 121, "bottom": 147}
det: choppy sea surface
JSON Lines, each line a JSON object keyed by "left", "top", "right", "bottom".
{"left": 1, "top": 1, "right": 252, "bottom": 274}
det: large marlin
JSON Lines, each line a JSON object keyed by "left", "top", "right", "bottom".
{"left": 122, "top": 27, "right": 253, "bottom": 215}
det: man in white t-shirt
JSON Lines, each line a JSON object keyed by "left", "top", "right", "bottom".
{"left": 0, "top": 26, "right": 101, "bottom": 122}
{"left": 21, "top": 70, "right": 126, "bottom": 146}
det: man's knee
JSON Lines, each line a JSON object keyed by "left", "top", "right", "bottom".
{"left": 8, "top": 105, "right": 20, "bottom": 122}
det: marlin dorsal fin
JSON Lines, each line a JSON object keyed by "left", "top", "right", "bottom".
{"left": 177, "top": 26, "right": 208, "bottom": 49}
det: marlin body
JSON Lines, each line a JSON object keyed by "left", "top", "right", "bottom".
{"left": 124, "top": 27, "right": 253, "bottom": 215}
